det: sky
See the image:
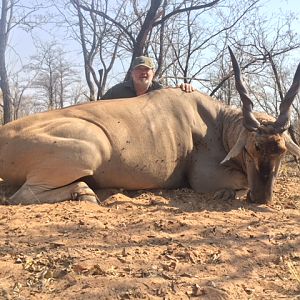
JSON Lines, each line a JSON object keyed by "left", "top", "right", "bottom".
{"left": 8, "top": 15, "right": 82, "bottom": 72}
{"left": 6, "top": 0, "right": 300, "bottom": 79}
{"left": 262, "top": 0, "right": 299, "bottom": 31}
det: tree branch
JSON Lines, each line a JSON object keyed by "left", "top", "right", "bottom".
{"left": 74, "top": 0, "right": 136, "bottom": 47}
{"left": 153, "top": 0, "right": 220, "bottom": 26}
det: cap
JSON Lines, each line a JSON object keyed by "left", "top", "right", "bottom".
{"left": 132, "top": 56, "right": 155, "bottom": 69}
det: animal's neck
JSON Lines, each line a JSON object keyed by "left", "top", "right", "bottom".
{"left": 222, "top": 108, "right": 244, "bottom": 154}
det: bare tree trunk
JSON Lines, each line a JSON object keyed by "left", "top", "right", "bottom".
{"left": 125, "top": 0, "right": 162, "bottom": 80}
{"left": 59, "top": 77, "right": 64, "bottom": 108}
{"left": 0, "top": 0, "right": 12, "bottom": 124}
{"left": 75, "top": 1, "right": 96, "bottom": 101}
{"left": 0, "top": 56, "right": 12, "bottom": 124}
{"left": 97, "top": 69, "right": 103, "bottom": 100}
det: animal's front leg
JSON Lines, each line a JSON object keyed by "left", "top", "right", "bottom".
{"left": 213, "top": 188, "right": 248, "bottom": 201}
{"left": 8, "top": 181, "right": 99, "bottom": 205}
{"left": 188, "top": 158, "right": 248, "bottom": 200}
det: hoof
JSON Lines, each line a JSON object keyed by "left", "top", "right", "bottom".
{"left": 71, "top": 183, "right": 100, "bottom": 204}
{"left": 76, "top": 194, "right": 100, "bottom": 204}
{"left": 213, "top": 188, "right": 236, "bottom": 201}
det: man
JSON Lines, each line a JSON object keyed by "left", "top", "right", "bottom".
{"left": 101, "top": 56, "right": 194, "bottom": 100}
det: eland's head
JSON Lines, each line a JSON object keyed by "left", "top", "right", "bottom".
{"left": 224, "top": 47, "right": 300, "bottom": 204}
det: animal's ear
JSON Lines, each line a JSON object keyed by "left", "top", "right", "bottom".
{"left": 284, "top": 133, "right": 300, "bottom": 157}
{"left": 221, "top": 129, "right": 248, "bottom": 164}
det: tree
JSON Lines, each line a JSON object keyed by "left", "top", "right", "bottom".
{"left": 0, "top": 0, "right": 13, "bottom": 123}
{"left": 28, "top": 41, "right": 83, "bottom": 110}
{"left": 10, "top": 73, "right": 32, "bottom": 120}
{"left": 74, "top": 0, "right": 299, "bottom": 109}
{"left": 0, "top": 0, "right": 50, "bottom": 123}
{"left": 55, "top": 0, "right": 220, "bottom": 100}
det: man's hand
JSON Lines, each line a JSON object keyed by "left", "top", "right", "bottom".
{"left": 178, "top": 83, "right": 195, "bottom": 93}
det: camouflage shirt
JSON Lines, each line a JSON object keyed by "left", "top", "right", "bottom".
{"left": 101, "top": 79, "right": 164, "bottom": 100}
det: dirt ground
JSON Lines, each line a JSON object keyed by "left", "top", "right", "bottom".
{"left": 0, "top": 162, "right": 299, "bottom": 300}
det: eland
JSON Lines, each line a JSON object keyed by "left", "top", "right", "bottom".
{"left": 0, "top": 48, "right": 299, "bottom": 205}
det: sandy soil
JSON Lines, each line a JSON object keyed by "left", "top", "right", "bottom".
{"left": 0, "top": 162, "right": 299, "bottom": 300}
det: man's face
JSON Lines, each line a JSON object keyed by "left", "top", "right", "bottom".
{"left": 131, "top": 66, "right": 155, "bottom": 88}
